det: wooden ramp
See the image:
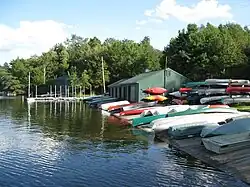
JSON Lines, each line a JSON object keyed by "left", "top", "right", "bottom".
{"left": 169, "top": 137, "right": 250, "bottom": 185}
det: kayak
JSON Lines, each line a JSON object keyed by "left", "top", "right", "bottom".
{"left": 141, "top": 95, "right": 167, "bottom": 102}
{"left": 143, "top": 87, "right": 167, "bottom": 95}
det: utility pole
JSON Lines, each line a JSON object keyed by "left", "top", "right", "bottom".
{"left": 101, "top": 56, "right": 106, "bottom": 94}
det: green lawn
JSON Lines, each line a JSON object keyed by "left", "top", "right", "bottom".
{"left": 232, "top": 105, "right": 250, "bottom": 112}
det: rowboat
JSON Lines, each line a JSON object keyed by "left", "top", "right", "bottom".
{"left": 202, "top": 132, "right": 250, "bottom": 154}
{"left": 201, "top": 117, "right": 250, "bottom": 138}
{"left": 154, "top": 112, "right": 250, "bottom": 141}
{"left": 153, "top": 111, "right": 248, "bottom": 133}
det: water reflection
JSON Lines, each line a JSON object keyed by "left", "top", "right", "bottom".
{"left": 0, "top": 98, "right": 248, "bottom": 187}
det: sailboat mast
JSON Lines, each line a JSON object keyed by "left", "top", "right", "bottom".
{"left": 28, "top": 72, "right": 31, "bottom": 98}
{"left": 101, "top": 56, "right": 106, "bottom": 94}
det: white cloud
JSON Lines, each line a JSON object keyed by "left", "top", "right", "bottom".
{"left": 136, "top": 18, "right": 163, "bottom": 27}
{"left": 144, "top": 0, "right": 233, "bottom": 23}
{"left": 0, "top": 20, "right": 73, "bottom": 64}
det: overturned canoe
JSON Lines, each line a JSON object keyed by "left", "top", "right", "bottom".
{"left": 99, "top": 100, "right": 130, "bottom": 111}
{"left": 131, "top": 105, "right": 192, "bottom": 127}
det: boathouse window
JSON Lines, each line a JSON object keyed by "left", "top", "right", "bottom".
{"left": 119, "top": 87, "right": 122, "bottom": 99}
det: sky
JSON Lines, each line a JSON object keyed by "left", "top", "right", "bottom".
{"left": 0, "top": 0, "right": 250, "bottom": 65}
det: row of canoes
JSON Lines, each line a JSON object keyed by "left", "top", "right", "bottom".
{"left": 85, "top": 94, "right": 250, "bottom": 155}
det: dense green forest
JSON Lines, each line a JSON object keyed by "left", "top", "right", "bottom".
{"left": 0, "top": 22, "right": 250, "bottom": 95}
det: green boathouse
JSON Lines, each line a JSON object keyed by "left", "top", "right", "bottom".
{"left": 107, "top": 68, "right": 188, "bottom": 102}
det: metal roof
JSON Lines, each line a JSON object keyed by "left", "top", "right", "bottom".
{"left": 107, "top": 79, "right": 128, "bottom": 87}
{"left": 107, "top": 68, "right": 188, "bottom": 87}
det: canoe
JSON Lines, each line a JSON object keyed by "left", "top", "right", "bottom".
{"left": 150, "top": 105, "right": 231, "bottom": 128}
{"left": 133, "top": 105, "right": 232, "bottom": 128}
{"left": 108, "top": 103, "right": 132, "bottom": 111}
{"left": 119, "top": 106, "right": 161, "bottom": 116}
{"left": 122, "top": 101, "right": 157, "bottom": 111}
{"left": 88, "top": 96, "right": 113, "bottom": 104}
{"left": 143, "top": 87, "right": 167, "bottom": 95}
{"left": 201, "top": 116, "right": 250, "bottom": 138}
{"left": 152, "top": 112, "right": 247, "bottom": 133}
{"left": 89, "top": 98, "right": 119, "bottom": 108}
{"left": 202, "top": 131, "right": 250, "bottom": 154}
{"left": 99, "top": 100, "right": 130, "bottom": 110}
{"left": 222, "top": 97, "right": 250, "bottom": 105}
{"left": 226, "top": 87, "right": 250, "bottom": 93}
{"left": 167, "top": 122, "right": 219, "bottom": 140}
{"left": 184, "top": 81, "right": 206, "bottom": 88}
{"left": 167, "top": 105, "right": 236, "bottom": 118}
{"left": 83, "top": 95, "right": 104, "bottom": 102}
{"left": 131, "top": 105, "right": 191, "bottom": 127}
{"left": 200, "top": 96, "right": 230, "bottom": 104}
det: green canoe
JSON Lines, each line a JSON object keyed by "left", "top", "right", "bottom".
{"left": 132, "top": 106, "right": 237, "bottom": 127}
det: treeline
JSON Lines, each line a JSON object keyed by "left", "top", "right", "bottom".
{"left": 0, "top": 36, "right": 162, "bottom": 94}
{"left": 0, "top": 22, "right": 250, "bottom": 95}
{"left": 163, "top": 23, "right": 250, "bottom": 80}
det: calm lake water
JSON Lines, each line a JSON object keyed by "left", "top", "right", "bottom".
{"left": 0, "top": 98, "right": 248, "bottom": 187}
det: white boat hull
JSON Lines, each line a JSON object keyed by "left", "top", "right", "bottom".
{"left": 100, "top": 100, "right": 130, "bottom": 110}
{"left": 152, "top": 112, "right": 250, "bottom": 133}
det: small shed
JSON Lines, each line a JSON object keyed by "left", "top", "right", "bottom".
{"left": 108, "top": 68, "right": 189, "bottom": 102}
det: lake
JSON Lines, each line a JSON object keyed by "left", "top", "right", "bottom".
{"left": 0, "top": 98, "right": 248, "bottom": 187}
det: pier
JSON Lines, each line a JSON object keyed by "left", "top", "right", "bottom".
{"left": 168, "top": 137, "right": 250, "bottom": 185}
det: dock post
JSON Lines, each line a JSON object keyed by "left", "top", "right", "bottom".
{"left": 50, "top": 85, "right": 52, "bottom": 96}
{"left": 28, "top": 72, "right": 31, "bottom": 98}
{"left": 35, "top": 85, "right": 37, "bottom": 98}
{"left": 84, "top": 86, "right": 85, "bottom": 98}
{"left": 60, "top": 86, "right": 62, "bottom": 97}
{"left": 68, "top": 87, "right": 70, "bottom": 98}
{"left": 65, "top": 85, "right": 67, "bottom": 97}
{"left": 71, "top": 86, "right": 73, "bottom": 97}
{"left": 90, "top": 84, "right": 92, "bottom": 96}
{"left": 55, "top": 85, "right": 56, "bottom": 98}
{"left": 75, "top": 86, "right": 77, "bottom": 97}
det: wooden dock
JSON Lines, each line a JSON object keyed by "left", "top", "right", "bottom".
{"left": 168, "top": 137, "right": 250, "bottom": 185}
{"left": 26, "top": 97, "right": 85, "bottom": 103}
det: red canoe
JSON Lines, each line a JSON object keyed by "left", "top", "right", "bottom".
{"left": 179, "top": 87, "right": 192, "bottom": 93}
{"left": 143, "top": 87, "right": 167, "bottom": 95}
{"left": 108, "top": 103, "right": 132, "bottom": 111}
{"left": 119, "top": 107, "right": 153, "bottom": 116}
{"left": 226, "top": 87, "right": 250, "bottom": 93}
